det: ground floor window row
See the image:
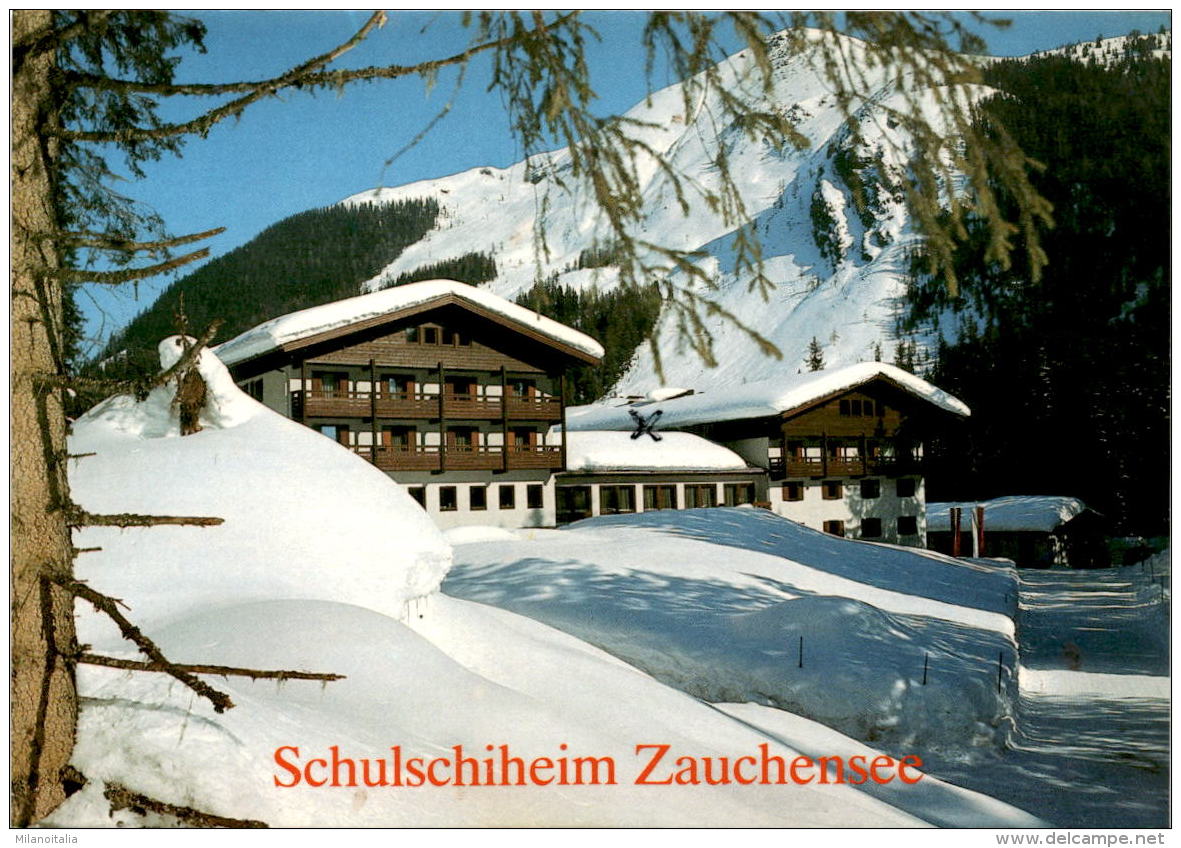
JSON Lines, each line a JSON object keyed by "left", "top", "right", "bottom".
{"left": 407, "top": 483, "right": 546, "bottom": 512}
{"left": 781, "top": 477, "right": 917, "bottom": 502}
{"left": 822, "top": 515, "right": 920, "bottom": 539}
{"left": 556, "top": 481, "right": 758, "bottom": 523}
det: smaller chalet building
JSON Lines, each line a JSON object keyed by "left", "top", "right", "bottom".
{"left": 565, "top": 364, "right": 970, "bottom": 546}
{"left": 928, "top": 496, "right": 1108, "bottom": 569}
{"left": 215, "top": 279, "right": 603, "bottom": 528}
{"left": 555, "top": 430, "right": 765, "bottom": 524}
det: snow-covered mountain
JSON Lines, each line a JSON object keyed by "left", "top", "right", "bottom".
{"left": 339, "top": 30, "right": 965, "bottom": 394}
{"left": 330, "top": 30, "right": 1165, "bottom": 397}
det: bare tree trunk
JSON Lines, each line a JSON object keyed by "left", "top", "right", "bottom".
{"left": 11, "top": 9, "right": 79, "bottom": 826}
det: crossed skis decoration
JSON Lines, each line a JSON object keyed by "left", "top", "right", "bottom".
{"left": 629, "top": 408, "right": 663, "bottom": 441}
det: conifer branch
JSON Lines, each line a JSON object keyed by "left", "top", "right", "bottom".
{"left": 37, "top": 317, "right": 221, "bottom": 400}
{"left": 56, "top": 578, "right": 235, "bottom": 713}
{"left": 103, "top": 781, "right": 268, "bottom": 828}
{"left": 60, "top": 12, "right": 577, "bottom": 99}
{"left": 47, "top": 227, "right": 225, "bottom": 254}
{"left": 57, "top": 10, "right": 389, "bottom": 143}
{"left": 53, "top": 248, "right": 211, "bottom": 284}
{"left": 13, "top": 11, "right": 114, "bottom": 67}
{"left": 76, "top": 653, "right": 345, "bottom": 683}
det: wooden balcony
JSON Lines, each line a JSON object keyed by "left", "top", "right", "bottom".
{"left": 770, "top": 451, "right": 921, "bottom": 479}
{"left": 506, "top": 396, "right": 563, "bottom": 420}
{"left": 349, "top": 444, "right": 563, "bottom": 473}
{"left": 294, "top": 389, "right": 563, "bottom": 422}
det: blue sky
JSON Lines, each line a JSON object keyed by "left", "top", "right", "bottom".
{"left": 79, "top": 9, "right": 1171, "bottom": 352}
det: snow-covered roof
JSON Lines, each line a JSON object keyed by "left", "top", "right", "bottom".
{"left": 214, "top": 279, "right": 605, "bottom": 366}
{"left": 564, "top": 430, "right": 752, "bottom": 473}
{"left": 566, "top": 362, "right": 969, "bottom": 431}
{"left": 927, "top": 497, "right": 1093, "bottom": 534}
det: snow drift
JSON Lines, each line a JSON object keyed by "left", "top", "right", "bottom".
{"left": 69, "top": 337, "right": 452, "bottom": 639}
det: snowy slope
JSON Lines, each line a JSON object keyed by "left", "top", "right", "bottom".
{"left": 445, "top": 509, "right": 1020, "bottom": 751}
{"left": 337, "top": 30, "right": 989, "bottom": 394}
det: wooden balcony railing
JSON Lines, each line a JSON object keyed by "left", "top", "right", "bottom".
{"left": 293, "top": 389, "right": 562, "bottom": 421}
{"left": 348, "top": 443, "right": 563, "bottom": 472}
{"left": 769, "top": 451, "right": 921, "bottom": 479}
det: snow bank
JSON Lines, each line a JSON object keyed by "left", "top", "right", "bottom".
{"left": 213, "top": 279, "right": 604, "bottom": 365}
{"left": 568, "top": 362, "right": 970, "bottom": 431}
{"left": 564, "top": 430, "right": 751, "bottom": 472}
{"left": 445, "top": 509, "right": 1020, "bottom": 752}
{"left": 69, "top": 339, "right": 452, "bottom": 636}
{"left": 929, "top": 496, "right": 1091, "bottom": 533}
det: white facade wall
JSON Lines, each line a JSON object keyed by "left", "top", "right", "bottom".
{"left": 768, "top": 476, "right": 927, "bottom": 546}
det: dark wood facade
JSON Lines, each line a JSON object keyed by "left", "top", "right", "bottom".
{"left": 228, "top": 297, "right": 599, "bottom": 477}
{"left": 694, "top": 379, "right": 934, "bottom": 481}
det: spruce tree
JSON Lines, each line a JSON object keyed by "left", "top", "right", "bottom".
{"left": 806, "top": 336, "right": 825, "bottom": 371}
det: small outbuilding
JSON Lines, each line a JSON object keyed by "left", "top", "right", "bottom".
{"left": 554, "top": 430, "right": 764, "bottom": 523}
{"left": 927, "top": 496, "right": 1108, "bottom": 569}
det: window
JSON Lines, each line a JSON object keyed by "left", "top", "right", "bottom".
{"left": 643, "top": 485, "right": 677, "bottom": 511}
{"left": 445, "top": 377, "right": 476, "bottom": 397}
{"left": 499, "top": 485, "right": 516, "bottom": 510}
{"left": 511, "top": 429, "right": 537, "bottom": 449}
{"left": 839, "top": 397, "right": 879, "bottom": 417}
{"left": 527, "top": 484, "right": 544, "bottom": 509}
{"left": 600, "top": 485, "right": 636, "bottom": 515}
{"left": 381, "top": 374, "right": 414, "bottom": 396}
{"left": 439, "top": 486, "right": 458, "bottom": 512}
{"left": 557, "top": 486, "right": 592, "bottom": 524}
{"left": 685, "top": 484, "right": 718, "bottom": 509}
{"left": 470, "top": 486, "right": 487, "bottom": 511}
{"left": 897, "top": 516, "right": 918, "bottom": 536}
{"left": 447, "top": 427, "right": 478, "bottom": 447}
{"left": 860, "top": 518, "right": 882, "bottom": 538}
{"left": 423, "top": 327, "right": 438, "bottom": 345}
{"left": 782, "top": 482, "right": 804, "bottom": 502}
{"left": 511, "top": 379, "right": 534, "bottom": 398}
{"left": 896, "top": 478, "right": 916, "bottom": 498}
{"left": 822, "top": 481, "right": 843, "bottom": 500}
{"left": 316, "top": 424, "right": 350, "bottom": 446}
{"left": 724, "top": 482, "right": 755, "bottom": 506}
{"left": 442, "top": 328, "right": 455, "bottom": 346}
{"left": 405, "top": 326, "right": 419, "bottom": 343}
{"left": 860, "top": 479, "right": 881, "bottom": 499}
{"left": 245, "top": 379, "right": 264, "bottom": 401}
{"left": 823, "top": 520, "right": 846, "bottom": 537}
{"left": 313, "top": 371, "right": 348, "bottom": 397}
{"left": 382, "top": 426, "right": 416, "bottom": 450}
{"left": 407, "top": 486, "right": 426, "bottom": 507}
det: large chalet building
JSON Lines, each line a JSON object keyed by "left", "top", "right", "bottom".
{"left": 215, "top": 279, "right": 603, "bottom": 528}
{"left": 564, "top": 364, "right": 970, "bottom": 546}
{"left": 216, "top": 281, "right": 968, "bottom": 544}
